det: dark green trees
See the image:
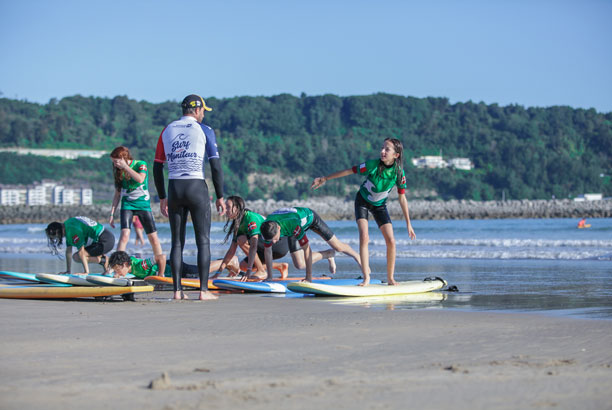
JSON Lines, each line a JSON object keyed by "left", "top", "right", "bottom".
{"left": 0, "top": 93, "right": 610, "bottom": 200}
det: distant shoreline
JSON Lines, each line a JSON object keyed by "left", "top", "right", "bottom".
{"left": 1, "top": 197, "right": 611, "bottom": 224}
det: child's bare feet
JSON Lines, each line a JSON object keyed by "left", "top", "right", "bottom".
{"left": 227, "top": 259, "right": 240, "bottom": 276}
{"left": 328, "top": 257, "right": 336, "bottom": 275}
{"left": 275, "top": 263, "right": 289, "bottom": 279}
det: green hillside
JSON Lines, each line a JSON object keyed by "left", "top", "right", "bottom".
{"left": 1, "top": 93, "right": 610, "bottom": 201}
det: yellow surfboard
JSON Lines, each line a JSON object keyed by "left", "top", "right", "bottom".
{"left": 0, "top": 285, "right": 154, "bottom": 299}
{"left": 144, "top": 276, "right": 214, "bottom": 289}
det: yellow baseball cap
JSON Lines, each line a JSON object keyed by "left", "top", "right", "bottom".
{"left": 181, "top": 94, "right": 212, "bottom": 111}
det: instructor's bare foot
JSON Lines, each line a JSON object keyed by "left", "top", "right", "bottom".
{"left": 358, "top": 279, "right": 370, "bottom": 287}
{"left": 328, "top": 257, "right": 336, "bottom": 275}
{"left": 173, "top": 291, "right": 189, "bottom": 300}
{"left": 199, "top": 291, "right": 218, "bottom": 300}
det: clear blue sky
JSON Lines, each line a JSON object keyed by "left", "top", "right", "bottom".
{"left": 1, "top": 0, "right": 610, "bottom": 112}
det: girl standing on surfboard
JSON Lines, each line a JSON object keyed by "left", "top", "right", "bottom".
{"left": 108, "top": 146, "right": 166, "bottom": 277}
{"left": 311, "top": 138, "right": 416, "bottom": 286}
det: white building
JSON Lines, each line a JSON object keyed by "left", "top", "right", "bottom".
{"left": 53, "top": 186, "right": 92, "bottom": 205}
{"left": 574, "top": 193, "right": 603, "bottom": 202}
{"left": 52, "top": 185, "right": 65, "bottom": 205}
{"left": 1, "top": 182, "right": 93, "bottom": 206}
{"left": 26, "top": 184, "right": 47, "bottom": 205}
{"left": 61, "top": 188, "right": 77, "bottom": 205}
{"left": 412, "top": 155, "right": 474, "bottom": 170}
{"left": 0, "top": 148, "right": 107, "bottom": 159}
{"left": 41, "top": 180, "right": 57, "bottom": 203}
{"left": 0, "top": 185, "right": 26, "bottom": 206}
{"left": 447, "top": 158, "right": 474, "bottom": 171}
{"left": 411, "top": 156, "right": 448, "bottom": 169}
{"left": 81, "top": 188, "right": 93, "bottom": 205}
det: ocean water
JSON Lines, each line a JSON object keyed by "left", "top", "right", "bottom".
{"left": 0, "top": 218, "right": 610, "bottom": 319}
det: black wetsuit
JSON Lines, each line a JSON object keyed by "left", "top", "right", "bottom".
{"left": 154, "top": 115, "right": 224, "bottom": 292}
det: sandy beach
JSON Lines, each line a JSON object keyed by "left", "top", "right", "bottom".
{"left": 0, "top": 291, "right": 610, "bottom": 410}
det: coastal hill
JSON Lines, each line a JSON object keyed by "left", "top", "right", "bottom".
{"left": 0, "top": 93, "right": 610, "bottom": 202}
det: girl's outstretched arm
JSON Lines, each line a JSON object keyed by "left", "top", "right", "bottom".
{"left": 398, "top": 193, "right": 416, "bottom": 240}
{"left": 311, "top": 168, "right": 354, "bottom": 190}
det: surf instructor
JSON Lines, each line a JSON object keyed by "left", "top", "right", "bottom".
{"left": 153, "top": 94, "right": 226, "bottom": 300}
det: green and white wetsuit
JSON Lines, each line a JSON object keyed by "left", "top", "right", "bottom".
{"left": 120, "top": 160, "right": 151, "bottom": 211}
{"left": 353, "top": 159, "right": 407, "bottom": 206}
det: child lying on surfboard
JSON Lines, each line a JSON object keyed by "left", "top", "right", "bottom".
{"left": 108, "top": 251, "right": 239, "bottom": 279}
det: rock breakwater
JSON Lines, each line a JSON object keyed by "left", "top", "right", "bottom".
{"left": 1, "top": 198, "right": 610, "bottom": 224}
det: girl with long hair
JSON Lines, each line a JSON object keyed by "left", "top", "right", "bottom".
{"left": 212, "top": 195, "right": 290, "bottom": 280}
{"left": 109, "top": 146, "right": 166, "bottom": 277}
{"left": 45, "top": 216, "right": 115, "bottom": 274}
{"left": 311, "top": 138, "right": 416, "bottom": 286}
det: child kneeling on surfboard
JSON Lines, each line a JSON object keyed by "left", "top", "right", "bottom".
{"left": 108, "top": 251, "right": 240, "bottom": 279}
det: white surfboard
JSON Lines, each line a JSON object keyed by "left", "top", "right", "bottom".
{"left": 86, "top": 275, "right": 133, "bottom": 287}
{"left": 36, "top": 273, "right": 96, "bottom": 286}
{"left": 287, "top": 277, "right": 447, "bottom": 297}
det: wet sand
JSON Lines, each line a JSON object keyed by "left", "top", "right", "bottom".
{"left": 0, "top": 291, "right": 610, "bottom": 409}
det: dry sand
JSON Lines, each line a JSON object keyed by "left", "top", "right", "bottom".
{"left": 0, "top": 291, "right": 610, "bottom": 410}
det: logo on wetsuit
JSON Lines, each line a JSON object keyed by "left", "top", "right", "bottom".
{"left": 293, "top": 226, "right": 308, "bottom": 246}
{"left": 248, "top": 222, "right": 257, "bottom": 232}
{"left": 72, "top": 235, "right": 79, "bottom": 244}
{"left": 167, "top": 134, "right": 197, "bottom": 162}
{"left": 171, "top": 138, "right": 190, "bottom": 153}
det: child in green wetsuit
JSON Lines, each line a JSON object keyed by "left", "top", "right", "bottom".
{"left": 108, "top": 251, "right": 240, "bottom": 279}
{"left": 212, "top": 196, "right": 291, "bottom": 281}
{"left": 311, "top": 138, "right": 416, "bottom": 286}
{"left": 214, "top": 196, "right": 344, "bottom": 281}
{"left": 260, "top": 207, "right": 362, "bottom": 282}
{"left": 45, "top": 217, "right": 115, "bottom": 275}
{"left": 109, "top": 146, "right": 166, "bottom": 277}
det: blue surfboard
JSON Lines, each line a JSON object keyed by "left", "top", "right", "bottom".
{"left": 0, "top": 271, "right": 72, "bottom": 287}
{"left": 213, "top": 278, "right": 381, "bottom": 293}
{"left": 0, "top": 271, "right": 42, "bottom": 283}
